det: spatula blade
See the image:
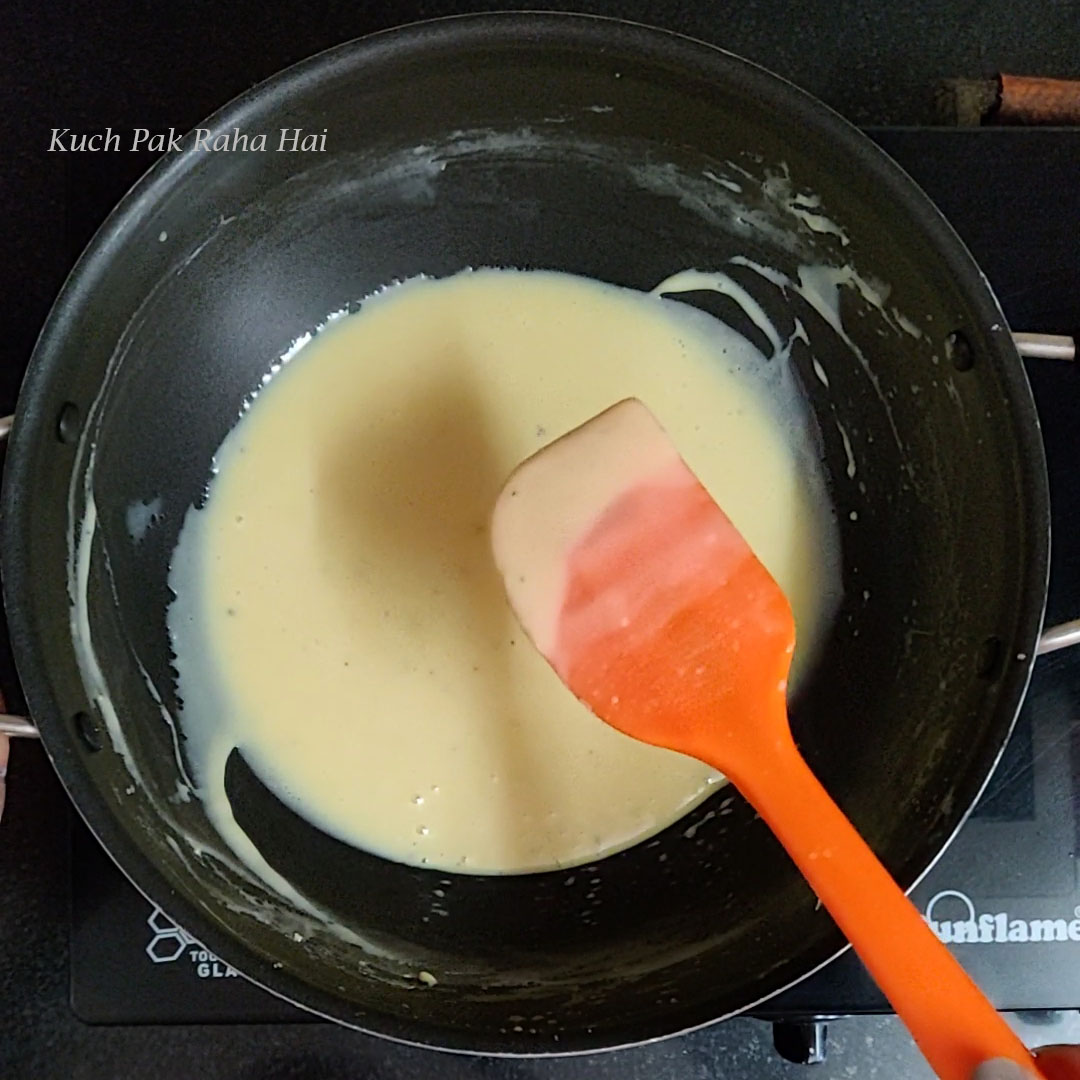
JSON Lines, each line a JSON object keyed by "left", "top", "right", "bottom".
{"left": 491, "top": 398, "right": 794, "bottom": 764}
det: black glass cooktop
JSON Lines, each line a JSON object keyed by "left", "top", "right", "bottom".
{"left": 49, "top": 128, "right": 1080, "bottom": 1050}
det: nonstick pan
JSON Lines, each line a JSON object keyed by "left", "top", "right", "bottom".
{"left": 0, "top": 13, "right": 1049, "bottom": 1053}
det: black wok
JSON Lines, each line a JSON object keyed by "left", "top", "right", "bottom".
{"left": 0, "top": 13, "right": 1048, "bottom": 1053}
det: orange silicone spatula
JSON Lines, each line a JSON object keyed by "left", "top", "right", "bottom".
{"left": 491, "top": 398, "right": 1042, "bottom": 1080}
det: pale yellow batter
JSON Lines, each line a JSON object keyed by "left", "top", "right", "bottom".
{"left": 168, "top": 269, "right": 840, "bottom": 875}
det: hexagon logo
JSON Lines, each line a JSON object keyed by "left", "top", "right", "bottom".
{"left": 145, "top": 905, "right": 196, "bottom": 964}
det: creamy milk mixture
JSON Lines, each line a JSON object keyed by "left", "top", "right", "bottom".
{"left": 168, "top": 268, "right": 840, "bottom": 875}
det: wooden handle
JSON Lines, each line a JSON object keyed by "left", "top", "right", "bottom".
{"left": 999, "top": 75, "right": 1080, "bottom": 125}
{"left": 723, "top": 729, "right": 1043, "bottom": 1080}
{"left": 936, "top": 75, "right": 1080, "bottom": 125}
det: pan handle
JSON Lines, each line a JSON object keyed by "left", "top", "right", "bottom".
{"left": 1038, "top": 620, "right": 1080, "bottom": 655}
{"left": 0, "top": 715, "right": 38, "bottom": 738}
{"left": 0, "top": 413, "right": 38, "bottom": 739}
{"left": 1012, "top": 331, "right": 1075, "bottom": 361}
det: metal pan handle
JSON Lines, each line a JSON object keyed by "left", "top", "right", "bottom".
{"left": 0, "top": 413, "right": 39, "bottom": 739}
{"left": 0, "top": 715, "right": 38, "bottom": 738}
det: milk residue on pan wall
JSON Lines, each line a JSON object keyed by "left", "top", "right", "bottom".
{"left": 166, "top": 268, "right": 842, "bottom": 879}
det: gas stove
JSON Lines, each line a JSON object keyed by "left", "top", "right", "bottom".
{"left": 11, "top": 127, "right": 1080, "bottom": 1073}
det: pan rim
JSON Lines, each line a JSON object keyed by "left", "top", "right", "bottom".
{"left": 0, "top": 10, "right": 1050, "bottom": 1055}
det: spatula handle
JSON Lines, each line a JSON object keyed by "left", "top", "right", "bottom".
{"left": 727, "top": 733, "right": 1043, "bottom": 1080}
